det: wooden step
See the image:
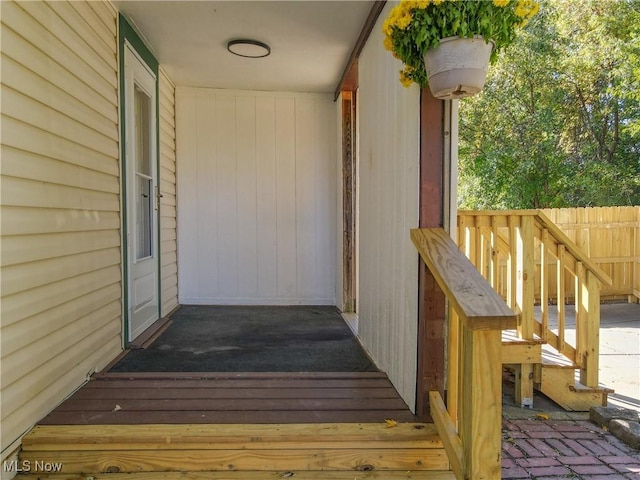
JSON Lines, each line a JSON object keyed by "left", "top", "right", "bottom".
{"left": 19, "top": 423, "right": 451, "bottom": 475}
{"left": 15, "top": 472, "right": 457, "bottom": 480}
{"left": 539, "top": 365, "right": 610, "bottom": 411}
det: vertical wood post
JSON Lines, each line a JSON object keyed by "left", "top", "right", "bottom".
{"left": 341, "top": 91, "right": 356, "bottom": 312}
{"left": 581, "top": 270, "right": 600, "bottom": 387}
{"left": 416, "top": 88, "right": 445, "bottom": 417}
{"left": 515, "top": 215, "right": 535, "bottom": 408}
{"left": 460, "top": 328, "right": 502, "bottom": 479}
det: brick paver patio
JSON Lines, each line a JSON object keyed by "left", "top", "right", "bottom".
{"left": 502, "top": 418, "right": 640, "bottom": 479}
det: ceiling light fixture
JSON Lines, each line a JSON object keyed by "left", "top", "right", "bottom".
{"left": 227, "top": 39, "right": 271, "bottom": 58}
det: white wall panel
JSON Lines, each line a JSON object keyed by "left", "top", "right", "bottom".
{"left": 176, "top": 88, "right": 337, "bottom": 305}
{"left": 357, "top": 1, "right": 421, "bottom": 411}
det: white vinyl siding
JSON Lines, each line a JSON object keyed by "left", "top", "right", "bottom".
{"left": 159, "top": 69, "right": 179, "bottom": 316}
{"left": 356, "top": 2, "right": 421, "bottom": 411}
{"left": 0, "top": 0, "right": 121, "bottom": 456}
{"left": 176, "top": 88, "right": 337, "bottom": 305}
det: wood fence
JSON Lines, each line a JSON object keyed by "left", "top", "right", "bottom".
{"left": 540, "top": 206, "right": 639, "bottom": 302}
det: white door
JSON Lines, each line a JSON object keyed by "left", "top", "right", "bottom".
{"left": 124, "top": 43, "right": 159, "bottom": 342}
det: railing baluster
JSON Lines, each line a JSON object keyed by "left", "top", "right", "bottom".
{"left": 491, "top": 216, "right": 499, "bottom": 290}
{"left": 540, "top": 228, "right": 550, "bottom": 342}
{"left": 557, "top": 244, "right": 566, "bottom": 354}
{"left": 508, "top": 216, "right": 518, "bottom": 310}
{"left": 447, "top": 305, "right": 460, "bottom": 426}
{"left": 576, "top": 261, "right": 586, "bottom": 369}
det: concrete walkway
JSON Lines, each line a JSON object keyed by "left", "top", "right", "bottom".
{"left": 502, "top": 303, "right": 640, "bottom": 479}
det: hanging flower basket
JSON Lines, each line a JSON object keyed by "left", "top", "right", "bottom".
{"left": 423, "top": 36, "right": 494, "bottom": 99}
{"left": 383, "top": 0, "right": 540, "bottom": 93}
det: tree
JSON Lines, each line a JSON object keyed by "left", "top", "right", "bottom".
{"left": 458, "top": 0, "right": 640, "bottom": 209}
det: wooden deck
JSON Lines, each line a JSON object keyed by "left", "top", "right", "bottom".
{"left": 20, "top": 372, "right": 455, "bottom": 479}
{"left": 40, "top": 372, "right": 420, "bottom": 425}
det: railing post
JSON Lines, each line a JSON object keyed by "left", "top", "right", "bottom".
{"left": 460, "top": 327, "right": 502, "bottom": 479}
{"left": 581, "top": 270, "right": 601, "bottom": 388}
{"left": 515, "top": 215, "right": 535, "bottom": 408}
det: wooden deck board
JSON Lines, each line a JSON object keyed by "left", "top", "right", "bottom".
{"left": 39, "top": 373, "right": 420, "bottom": 425}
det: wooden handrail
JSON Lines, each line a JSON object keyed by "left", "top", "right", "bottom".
{"left": 411, "top": 229, "right": 517, "bottom": 331}
{"left": 411, "top": 228, "right": 516, "bottom": 480}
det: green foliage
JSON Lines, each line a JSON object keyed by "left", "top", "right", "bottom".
{"left": 458, "top": 0, "right": 640, "bottom": 209}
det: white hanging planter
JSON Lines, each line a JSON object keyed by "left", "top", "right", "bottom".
{"left": 423, "top": 36, "right": 494, "bottom": 99}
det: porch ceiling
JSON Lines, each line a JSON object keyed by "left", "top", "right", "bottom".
{"left": 113, "top": 0, "right": 375, "bottom": 93}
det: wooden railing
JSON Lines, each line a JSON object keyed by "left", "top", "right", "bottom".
{"left": 457, "top": 211, "right": 612, "bottom": 393}
{"left": 412, "top": 228, "right": 516, "bottom": 480}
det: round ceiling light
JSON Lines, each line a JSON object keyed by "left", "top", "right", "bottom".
{"left": 227, "top": 39, "right": 271, "bottom": 58}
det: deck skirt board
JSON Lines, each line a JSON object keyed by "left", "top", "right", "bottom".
{"left": 15, "top": 472, "right": 456, "bottom": 480}
{"left": 39, "top": 372, "right": 420, "bottom": 425}
{"left": 21, "top": 423, "right": 450, "bottom": 475}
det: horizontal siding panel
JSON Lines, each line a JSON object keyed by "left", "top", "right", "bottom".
{"left": 2, "top": 87, "right": 118, "bottom": 159}
{"left": 161, "top": 205, "right": 177, "bottom": 220}
{"left": 159, "top": 68, "right": 178, "bottom": 318}
{"left": 1, "top": 116, "right": 118, "bottom": 176}
{"left": 0, "top": 206, "right": 120, "bottom": 236}
{"left": 69, "top": 0, "right": 116, "bottom": 53}
{"left": 2, "top": 56, "right": 118, "bottom": 139}
{"left": 161, "top": 163, "right": 176, "bottom": 181}
{"left": 0, "top": 0, "right": 121, "bottom": 455}
{"left": 161, "top": 149, "right": 177, "bottom": 165}
{"left": 1, "top": 176, "right": 119, "bottom": 211}
{"left": 1, "top": 333, "right": 121, "bottom": 444}
{"left": 47, "top": 0, "right": 116, "bottom": 61}
{"left": 1, "top": 146, "right": 119, "bottom": 195}
{"left": 160, "top": 176, "right": 177, "bottom": 193}
{"left": 1, "top": 230, "right": 120, "bottom": 267}
{"left": 0, "top": 1, "right": 115, "bottom": 103}
{"left": 1, "top": 247, "right": 121, "bottom": 297}
{"left": 1, "top": 26, "right": 118, "bottom": 123}
{"left": 1, "top": 300, "right": 122, "bottom": 387}
{"left": 0, "top": 284, "right": 121, "bottom": 358}
{"left": 0, "top": 264, "right": 121, "bottom": 327}
{"left": 18, "top": 1, "right": 117, "bottom": 88}
{"left": 87, "top": 0, "right": 118, "bottom": 34}
{"left": 160, "top": 123, "right": 176, "bottom": 148}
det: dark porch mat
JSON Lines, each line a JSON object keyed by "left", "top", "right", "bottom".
{"left": 110, "top": 305, "right": 378, "bottom": 373}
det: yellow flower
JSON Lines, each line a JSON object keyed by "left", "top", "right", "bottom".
{"left": 396, "top": 12, "right": 413, "bottom": 30}
{"left": 399, "top": 66, "right": 414, "bottom": 87}
{"left": 416, "top": 0, "right": 430, "bottom": 8}
{"left": 493, "top": 0, "right": 510, "bottom": 6}
{"left": 383, "top": 35, "right": 394, "bottom": 51}
{"left": 432, "top": 0, "right": 445, "bottom": 5}
{"left": 382, "top": 17, "right": 393, "bottom": 36}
